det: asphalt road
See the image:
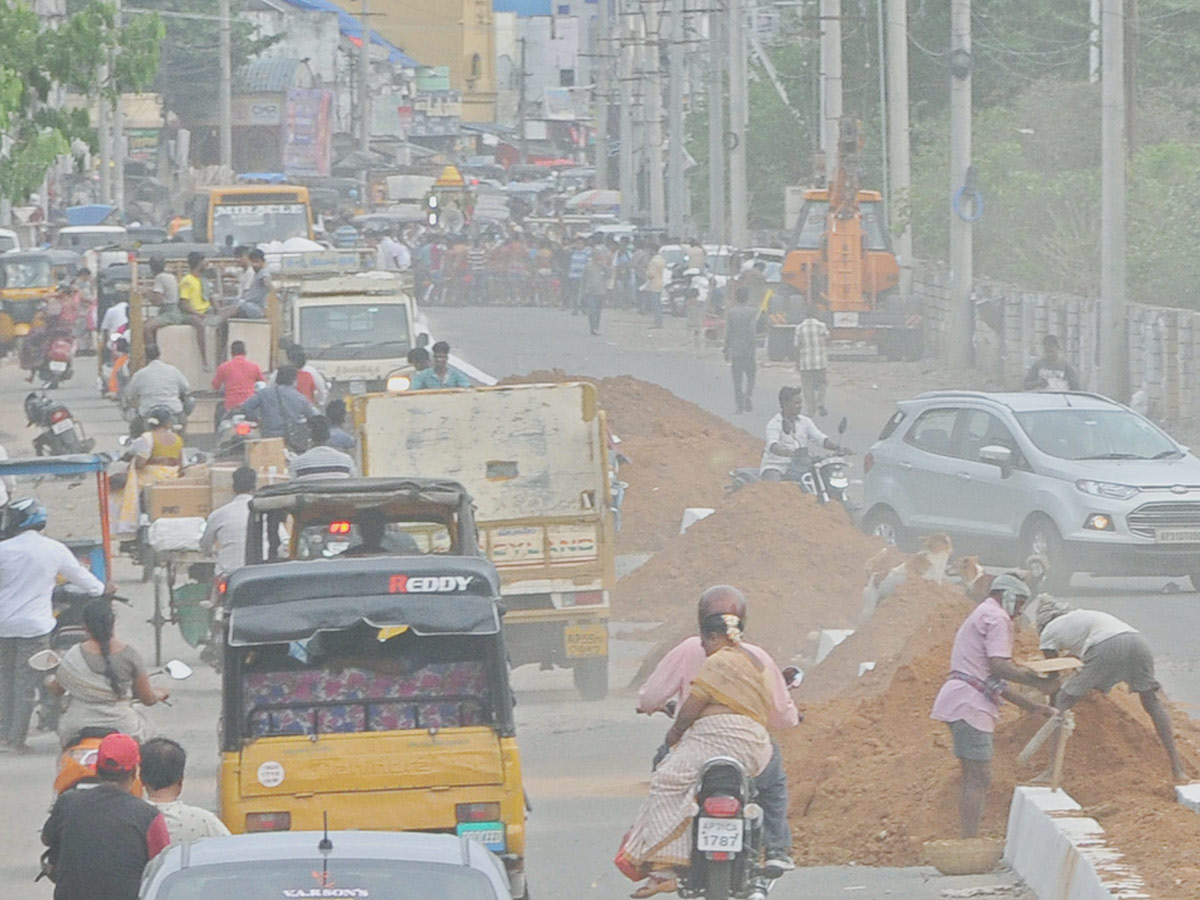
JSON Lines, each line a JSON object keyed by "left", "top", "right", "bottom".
{"left": 3, "top": 306, "right": 1189, "bottom": 899}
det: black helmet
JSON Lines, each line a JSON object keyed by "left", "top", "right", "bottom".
{"left": 3, "top": 498, "right": 47, "bottom": 537}
{"left": 145, "top": 406, "right": 174, "bottom": 428}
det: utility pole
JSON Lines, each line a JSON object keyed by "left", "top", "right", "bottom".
{"left": 113, "top": 0, "right": 125, "bottom": 211}
{"left": 886, "top": 0, "right": 912, "bottom": 302}
{"left": 594, "top": 0, "right": 610, "bottom": 189}
{"left": 518, "top": 37, "right": 529, "bottom": 164}
{"left": 645, "top": 2, "right": 665, "bottom": 228}
{"left": 946, "top": 0, "right": 973, "bottom": 368}
{"left": 666, "top": 0, "right": 685, "bottom": 237}
{"left": 359, "top": 0, "right": 372, "bottom": 154}
{"left": 707, "top": 7, "right": 725, "bottom": 243}
{"left": 819, "top": 0, "right": 842, "bottom": 170}
{"left": 1099, "top": 0, "right": 1127, "bottom": 399}
{"left": 1089, "top": 0, "right": 1101, "bottom": 82}
{"left": 728, "top": 0, "right": 748, "bottom": 246}
{"left": 219, "top": 0, "right": 232, "bottom": 170}
{"left": 618, "top": 9, "right": 635, "bottom": 219}
{"left": 98, "top": 73, "right": 111, "bottom": 204}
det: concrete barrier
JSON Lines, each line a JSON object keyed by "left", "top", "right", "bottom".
{"left": 1175, "top": 782, "right": 1200, "bottom": 814}
{"left": 1003, "top": 786, "right": 1148, "bottom": 900}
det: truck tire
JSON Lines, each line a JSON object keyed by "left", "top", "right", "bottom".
{"left": 573, "top": 658, "right": 609, "bottom": 701}
{"left": 704, "top": 860, "right": 733, "bottom": 900}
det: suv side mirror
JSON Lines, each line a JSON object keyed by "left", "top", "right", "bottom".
{"left": 979, "top": 444, "right": 1014, "bottom": 478}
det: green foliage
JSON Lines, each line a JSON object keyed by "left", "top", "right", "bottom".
{"left": 125, "top": 0, "right": 279, "bottom": 123}
{"left": 0, "top": 1, "right": 162, "bottom": 203}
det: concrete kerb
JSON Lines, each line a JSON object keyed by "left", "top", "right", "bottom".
{"left": 1003, "top": 786, "right": 1149, "bottom": 900}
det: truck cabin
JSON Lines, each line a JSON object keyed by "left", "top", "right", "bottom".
{"left": 246, "top": 478, "right": 481, "bottom": 564}
{"left": 219, "top": 556, "right": 515, "bottom": 750}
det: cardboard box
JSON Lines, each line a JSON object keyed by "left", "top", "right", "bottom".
{"left": 187, "top": 395, "right": 221, "bottom": 438}
{"left": 244, "top": 437, "right": 287, "bottom": 474}
{"left": 146, "top": 482, "right": 213, "bottom": 519}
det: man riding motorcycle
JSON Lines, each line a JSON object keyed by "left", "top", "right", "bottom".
{"left": 760, "top": 386, "right": 848, "bottom": 482}
{"left": 18, "top": 289, "right": 77, "bottom": 384}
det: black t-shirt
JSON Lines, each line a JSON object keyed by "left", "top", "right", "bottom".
{"left": 43, "top": 784, "right": 170, "bottom": 900}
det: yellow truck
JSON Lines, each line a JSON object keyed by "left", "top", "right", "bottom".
{"left": 353, "top": 382, "right": 617, "bottom": 699}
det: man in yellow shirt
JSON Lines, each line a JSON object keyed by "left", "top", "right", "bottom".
{"left": 178, "top": 252, "right": 211, "bottom": 316}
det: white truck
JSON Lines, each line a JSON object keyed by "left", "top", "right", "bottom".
{"left": 353, "top": 382, "right": 617, "bottom": 699}
{"left": 288, "top": 270, "right": 430, "bottom": 396}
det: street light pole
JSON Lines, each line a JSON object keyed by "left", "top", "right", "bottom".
{"left": 707, "top": 5, "right": 725, "bottom": 243}
{"left": 219, "top": 0, "right": 232, "bottom": 170}
{"left": 360, "top": 0, "right": 372, "bottom": 154}
{"left": 1098, "top": 0, "right": 1127, "bottom": 399}
{"left": 946, "top": 0, "right": 973, "bottom": 369}
{"left": 727, "top": 0, "right": 748, "bottom": 246}
{"left": 666, "top": 0, "right": 685, "bottom": 237}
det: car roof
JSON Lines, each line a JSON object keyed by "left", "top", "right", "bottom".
{"left": 148, "top": 831, "right": 509, "bottom": 895}
{"left": 909, "top": 390, "right": 1127, "bottom": 414}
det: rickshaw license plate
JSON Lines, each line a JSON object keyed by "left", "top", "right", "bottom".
{"left": 456, "top": 821, "right": 507, "bottom": 852}
{"left": 51, "top": 418, "right": 74, "bottom": 434}
{"left": 697, "top": 817, "right": 744, "bottom": 852}
{"left": 565, "top": 624, "right": 608, "bottom": 658}
{"left": 349, "top": 380, "right": 366, "bottom": 394}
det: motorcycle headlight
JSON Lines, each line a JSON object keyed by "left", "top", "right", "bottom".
{"left": 1075, "top": 479, "right": 1139, "bottom": 501}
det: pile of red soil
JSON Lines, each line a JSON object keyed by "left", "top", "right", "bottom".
{"left": 781, "top": 601, "right": 1200, "bottom": 898}
{"left": 499, "top": 370, "right": 761, "bottom": 554}
{"left": 617, "top": 484, "right": 884, "bottom": 682}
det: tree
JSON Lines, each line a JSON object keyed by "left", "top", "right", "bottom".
{"left": 124, "top": 0, "right": 278, "bottom": 125}
{"left": 0, "top": 1, "right": 162, "bottom": 203}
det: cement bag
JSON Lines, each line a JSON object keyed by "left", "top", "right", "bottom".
{"left": 148, "top": 516, "right": 206, "bottom": 553}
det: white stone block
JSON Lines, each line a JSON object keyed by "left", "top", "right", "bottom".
{"left": 1175, "top": 782, "right": 1200, "bottom": 814}
{"left": 679, "top": 507, "right": 715, "bottom": 534}
{"left": 814, "top": 628, "right": 854, "bottom": 664}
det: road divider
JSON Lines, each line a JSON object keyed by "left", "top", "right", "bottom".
{"left": 1003, "top": 786, "right": 1147, "bottom": 900}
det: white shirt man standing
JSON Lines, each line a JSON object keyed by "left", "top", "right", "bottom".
{"left": 201, "top": 466, "right": 258, "bottom": 578}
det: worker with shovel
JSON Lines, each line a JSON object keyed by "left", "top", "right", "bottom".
{"left": 1036, "top": 599, "right": 1189, "bottom": 783}
{"left": 931, "top": 574, "right": 1057, "bottom": 838}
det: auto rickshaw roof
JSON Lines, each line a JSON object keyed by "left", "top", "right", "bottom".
{"left": 224, "top": 556, "right": 502, "bottom": 646}
{"left": 0, "top": 453, "right": 111, "bottom": 477}
{"left": 249, "top": 477, "right": 474, "bottom": 514}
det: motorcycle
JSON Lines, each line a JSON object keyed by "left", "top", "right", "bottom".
{"left": 679, "top": 756, "right": 775, "bottom": 900}
{"left": 728, "top": 418, "right": 851, "bottom": 506}
{"left": 24, "top": 392, "right": 96, "bottom": 456}
{"left": 663, "top": 265, "right": 709, "bottom": 318}
{"left": 40, "top": 333, "right": 77, "bottom": 388}
{"left": 214, "top": 413, "right": 260, "bottom": 460}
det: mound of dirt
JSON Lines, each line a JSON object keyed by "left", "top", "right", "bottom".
{"left": 781, "top": 606, "right": 1200, "bottom": 899}
{"left": 617, "top": 484, "right": 885, "bottom": 683}
{"left": 499, "top": 370, "right": 761, "bottom": 554}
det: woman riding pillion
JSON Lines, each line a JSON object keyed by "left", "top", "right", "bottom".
{"left": 46, "top": 598, "right": 168, "bottom": 747}
{"left": 617, "top": 613, "right": 775, "bottom": 897}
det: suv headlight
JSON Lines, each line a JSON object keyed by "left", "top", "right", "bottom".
{"left": 1075, "top": 479, "right": 1140, "bottom": 500}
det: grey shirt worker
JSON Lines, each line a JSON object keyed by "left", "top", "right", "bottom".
{"left": 288, "top": 445, "right": 358, "bottom": 480}
{"left": 124, "top": 359, "right": 190, "bottom": 417}
{"left": 238, "top": 385, "right": 316, "bottom": 439}
{"left": 724, "top": 304, "right": 759, "bottom": 359}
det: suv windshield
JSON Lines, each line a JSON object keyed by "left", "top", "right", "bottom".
{"left": 1015, "top": 409, "right": 1179, "bottom": 460}
{"left": 154, "top": 858, "right": 497, "bottom": 899}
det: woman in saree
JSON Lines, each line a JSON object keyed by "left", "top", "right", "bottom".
{"left": 618, "top": 613, "right": 774, "bottom": 897}
{"left": 47, "top": 599, "right": 168, "bottom": 747}
{"left": 115, "top": 405, "right": 185, "bottom": 535}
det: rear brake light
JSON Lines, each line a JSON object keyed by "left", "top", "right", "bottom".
{"left": 50, "top": 408, "right": 69, "bottom": 423}
{"left": 245, "top": 811, "right": 291, "bottom": 832}
{"left": 710, "top": 851, "right": 733, "bottom": 861}
{"left": 863, "top": 451, "right": 874, "bottom": 475}
{"left": 456, "top": 802, "right": 501, "bottom": 822}
{"left": 234, "top": 422, "right": 252, "bottom": 435}
{"left": 217, "top": 577, "right": 228, "bottom": 595}
{"left": 329, "top": 521, "right": 352, "bottom": 535}
{"left": 702, "top": 796, "right": 741, "bottom": 817}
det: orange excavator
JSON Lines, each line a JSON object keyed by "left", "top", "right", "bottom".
{"left": 781, "top": 118, "right": 918, "bottom": 359}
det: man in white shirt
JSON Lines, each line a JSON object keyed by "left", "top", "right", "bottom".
{"left": 99, "top": 299, "right": 129, "bottom": 351}
{"left": 1037, "top": 600, "right": 1188, "bottom": 781}
{"left": 201, "top": 467, "right": 257, "bottom": 578}
{"left": 140, "top": 738, "right": 231, "bottom": 843}
{"left": 759, "top": 386, "right": 845, "bottom": 480}
{"left": 0, "top": 498, "right": 106, "bottom": 752}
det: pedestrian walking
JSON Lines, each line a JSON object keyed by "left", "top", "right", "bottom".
{"left": 724, "top": 286, "right": 760, "bottom": 413}
{"left": 566, "top": 238, "right": 590, "bottom": 313}
{"left": 794, "top": 307, "right": 830, "bottom": 418}
{"left": 581, "top": 253, "right": 607, "bottom": 335}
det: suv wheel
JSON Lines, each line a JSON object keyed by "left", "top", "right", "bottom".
{"left": 1022, "top": 515, "right": 1071, "bottom": 593}
{"left": 863, "top": 508, "right": 906, "bottom": 549}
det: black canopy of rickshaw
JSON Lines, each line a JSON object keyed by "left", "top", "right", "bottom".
{"left": 248, "top": 477, "right": 475, "bottom": 515}
{"left": 224, "top": 555, "right": 502, "bottom": 646}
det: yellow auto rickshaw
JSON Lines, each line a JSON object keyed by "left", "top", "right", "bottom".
{"left": 0, "top": 249, "right": 81, "bottom": 352}
{"left": 217, "top": 552, "right": 528, "bottom": 898}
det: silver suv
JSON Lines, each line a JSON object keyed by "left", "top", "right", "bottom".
{"left": 861, "top": 391, "right": 1200, "bottom": 590}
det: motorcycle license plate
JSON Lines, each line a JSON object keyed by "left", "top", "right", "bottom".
{"left": 48, "top": 360, "right": 68, "bottom": 372}
{"left": 51, "top": 418, "right": 74, "bottom": 434}
{"left": 696, "top": 817, "right": 744, "bottom": 852}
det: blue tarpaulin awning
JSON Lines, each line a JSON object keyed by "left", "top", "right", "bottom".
{"left": 65, "top": 205, "right": 118, "bottom": 226}
{"left": 276, "top": 0, "right": 421, "bottom": 67}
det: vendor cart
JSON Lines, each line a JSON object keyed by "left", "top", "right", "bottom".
{"left": 145, "top": 517, "right": 216, "bottom": 666}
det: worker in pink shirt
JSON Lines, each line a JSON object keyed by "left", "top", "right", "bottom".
{"left": 930, "top": 574, "right": 1055, "bottom": 838}
{"left": 637, "top": 585, "right": 801, "bottom": 873}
